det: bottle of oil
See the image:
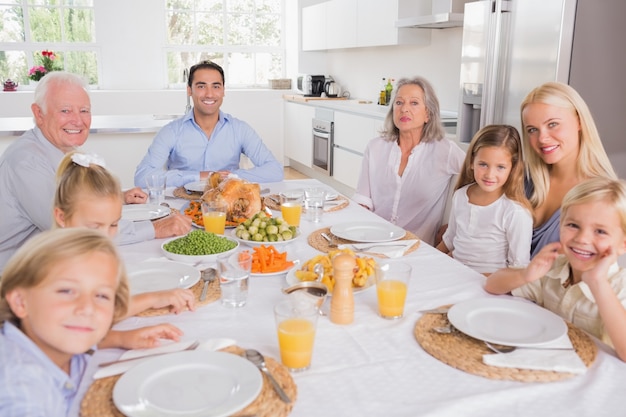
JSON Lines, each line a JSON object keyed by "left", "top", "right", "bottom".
{"left": 378, "top": 77, "right": 387, "bottom": 106}
{"left": 385, "top": 78, "right": 393, "bottom": 105}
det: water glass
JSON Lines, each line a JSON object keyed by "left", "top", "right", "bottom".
{"left": 201, "top": 201, "right": 228, "bottom": 234}
{"left": 145, "top": 174, "right": 166, "bottom": 206}
{"left": 274, "top": 296, "right": 319, "bottom": 372}
{"left": 218, "top": 251, "right": 252, "bottom": 308}
{"left": 374, "top": 262, "right": 412, "bottom": 319}
{"left": 280, "top": 190, "right": 304, "bottom": 227}
{"left": 304, "top": 188, "right": 325, "bottom": 223}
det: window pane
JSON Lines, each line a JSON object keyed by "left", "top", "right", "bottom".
{"left": 197, "top": 12, "right": 222, "bottom": 45}
{"left": 227, "top": 0, "right": 254, "bottom": 13}
{"left": 63, "top": 0, "right": 93, "bottom": 6}
{"left": 63, "top": 7, "right": 94, "bottom": 42}
{"left": 64, "top": 50, "right": 97, "bottom": 84}
{"left": 227, "top": 52, "right": 253, "bottom": 85}
{"left": 255, "top": 13, "right": 279, "bottom": 46}
{"left": 195, "top": 0, "right": 221, "bottom": 12}
{"left": 0, "top": 5, "right": 25, "bottom": 42}
{"left": 167, "top": 0, "right": 193, "bottom": 9}
{"left": 257, "top": 0, "right": 280, "bottom": 13}
{"left": 167, "top": 10, "right": 193, "bottom": 44}
{"left": 226, "top": 12, "right": 252, "bottom": 46}
{"left": 29, "top": 6, "right": 62, "bottom": 42}
{"left": 0, "top": 50, "right": 28, "bottom": 84}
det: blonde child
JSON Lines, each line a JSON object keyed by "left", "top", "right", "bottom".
{"left": 485, "top": 177, "right": 626, "bottom": 361}
{"left": 0, "top": 229, "right": 129, "bottom": 415}
{"left": 436, "top": 125, "right": 533, "bottom": 274}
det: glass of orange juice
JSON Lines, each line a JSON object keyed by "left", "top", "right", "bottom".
{"left": 279, "top": 190, "right": 304, "bottom": 227}
{"left": 274, "top": 296, "right": 318, "bottom": 372}
{"left": 375, "top": 262, "right": 411, "bottom": 319}
{"left": 201, "top": 201, "right": 228, "bottom": 234}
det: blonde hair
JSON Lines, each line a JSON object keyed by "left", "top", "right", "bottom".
{"left": 456, "top": 124, "right": 532, "bottom": 213}
{"left": 380, "top": 76, "right": 445, "bottom": 143}
{"left": 54, "top": 151, "right": 123, "bottom": 226}
{"left": 561, "top": 177, "right": 626, "bottom": 233}
{"left": 520, "top": 82, "right": 616, "bottom": 209}
{"left": 0, "top": 228, "right": 130, "bottom": 326}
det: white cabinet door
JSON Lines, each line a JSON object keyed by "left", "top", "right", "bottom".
{"left": 284, "top": 102, "right": 315, "bottom": 167}
{"left": 334, "top": 111, "right": 382, "bottom": 154}
{"left": 333, "top": 147, "right": 363, "bottom": 190}
{"left": 302, "top": 3, "right": 327, "bottom": 51}
{"left": 326, "top": 0, "right": 357, "bottom": 49}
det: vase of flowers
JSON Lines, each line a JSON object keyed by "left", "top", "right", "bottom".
{"left": 28, "top": 50, "right": 62, "bottom": 82}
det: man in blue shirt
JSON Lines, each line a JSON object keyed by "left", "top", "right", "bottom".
{"left": 134, "top": 61, "right": 284, "bottom": 188}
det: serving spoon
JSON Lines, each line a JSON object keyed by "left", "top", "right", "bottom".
{"left": 199, "top": 268, "right": 217, "bottom": 301}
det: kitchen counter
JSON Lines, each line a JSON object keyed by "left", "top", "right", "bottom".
{"left": 0, "top": 114, "right": 181, "bottom": 137}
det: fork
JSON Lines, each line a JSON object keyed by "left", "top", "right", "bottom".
{"left": 320, "top": 232, "right": 338, "bottom": 248}
{"left": 343, "top": 243, "right": 406, "bottom": 252}
{"left": 98, "top": 340, "right": 200, "bottom": 367}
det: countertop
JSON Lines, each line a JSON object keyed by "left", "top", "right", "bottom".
{"left": 0, "top": 114, "right": 181, "bottom": 137}
{"left": 283, "top": 94, "right": 458, "bottom": 121}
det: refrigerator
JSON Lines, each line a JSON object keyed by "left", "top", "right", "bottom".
{"left": 456, "top": 0, "right": 626, "bottom": 177}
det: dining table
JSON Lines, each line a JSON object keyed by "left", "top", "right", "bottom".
{"left": 72, "top": 178, "right": 626, "bottom": 417}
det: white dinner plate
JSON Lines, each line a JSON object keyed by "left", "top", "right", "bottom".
{"left": 447, "top": 298, "right": 568, "bottom": 347}
{"left": 229, "top": 228, "right": 301, "bottom": 247}
{"left": 285, "top": 268, "right": 374, "bottom": 295}
{"left": 184, "top": 180, "right": 207, "bottom": 193}
{"left": 122, "top": 204, "right": 170, "bottom": 222}
{"left": 126, "top": 261, "right": 200, "bottom": 295}
{"left": 113, "top": 350, "right": 262, "bottom": 417}
{"left": 325, "top": 192, "right": 338, "bottom": 201}
{"left": 330, "top": 222, "right": 406, "bottom": 243}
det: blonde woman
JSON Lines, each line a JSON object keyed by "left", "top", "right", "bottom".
{"left": 521, "top": 82, "right": 616, "bottom": 257}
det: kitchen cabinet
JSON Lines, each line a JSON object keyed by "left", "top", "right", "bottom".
{"left": 284, "top": 101, "right": 315, "bottom": 168}
{"left": 302, "top": 0, "right": 430, "bottom": 51}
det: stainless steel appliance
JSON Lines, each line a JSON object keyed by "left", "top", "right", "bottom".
{"left": 297, "top": 74, "right": 325, "bottom": 97}
{"left": 456, "top": 0, "right": 626, "bottom": 171}
{"left": 312, "top": 109, "right": 334, "bottom": 175}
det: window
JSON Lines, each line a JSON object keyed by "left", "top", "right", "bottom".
{"left": 165, "top": 0, "right": 285, "bottom": 88}
{"left": 0, "top": 0, "right": 98, "bottom": 86}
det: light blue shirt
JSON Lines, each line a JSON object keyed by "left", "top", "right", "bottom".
{"left": 134, "top": 110, "right": 284, "bottom": 188}
{"left": 0, "top": 127, "right": 155, "bottom": 273}
{"left": 0, "top": 321, "right": 90, "bottom": 417}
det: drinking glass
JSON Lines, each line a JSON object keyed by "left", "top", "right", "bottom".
{"left": 274, "top": 297, "right": 319, "bottom": 372}
{"left": 374, "top": 262, "right": 412, "bottom": 319}
{"left": 218, "top": 251, "right": 252, "bottom": 308}
{"left": 304, "top": 188, "right": 325, "bottom": 223}
{"left": 201, "top": 201, "right": 228, "bottom": 234}
{"left": 280, "top": 190, "right": 304, "bottom": 227}
{"left": 145, "top": 174, "right": 166, "bottom": 206}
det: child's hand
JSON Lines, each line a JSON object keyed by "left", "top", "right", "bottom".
{"left": 118, "top": 323, "right": 184, "bottom": 350}
{"left": 124, "top": 187, "right": 148, "bottom": 204}
{"left": 523, "top": 242, "right": 561, "bottom": 283}
{"left": 581, "top": 246, "right": 617, "bottom": 287}
{"left": 150, "top": 288, "right": 196, "bottom": 314}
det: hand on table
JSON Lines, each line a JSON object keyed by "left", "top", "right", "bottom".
{"left": 149, "top": 288, "right": 196, "bottom": 314}
{"left": 124, "top": 187, "right": 148, "bottom": 204}
{"left": 100, "top": 323, "right": 184, "bottom": 350}
{"left": 153, "top": 213, "right": 192, "bottom": 238}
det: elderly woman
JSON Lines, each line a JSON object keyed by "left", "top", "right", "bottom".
{"left": 352, "top": 76, "right": 465, "bottom": 245}
{"left": 521, "top": 82, "right": 616, "bottom": 257}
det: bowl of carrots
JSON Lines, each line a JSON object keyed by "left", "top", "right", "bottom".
{"left": 245, "top": 245, "right": 297, "bottom": 277}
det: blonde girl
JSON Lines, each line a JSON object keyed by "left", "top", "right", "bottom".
{"left": 486, "top": 177, "right": 626, "bottom": 361}
{"left": 437, "top": 125, "right": 533, "bottom": 274}
{"left": 53, "top": 152, "right": 195, "bottom": 318}
{"left": 0, "top": 228, "right": 129, "bottom": 415}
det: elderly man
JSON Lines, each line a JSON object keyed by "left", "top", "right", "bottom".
{"left": 134, "top": 60, "right": 283, "bottom": 188}
{"left": 0, "top": 72, "right": 191, "bottom": 270}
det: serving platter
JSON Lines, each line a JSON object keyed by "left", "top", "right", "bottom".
{"left": 447, "top": 298, "right": 568, "bottom": 347}
{"left": 330, "top": 221, "right": 406, "bottom": 243}
{"left": 229, "top": 228, "right": 301, "bottom": 247}
{"left": 122, "top": 204, "right": 170, "bottom": 222}
{"left": 285, "top": 268, "right": 374, "bottom": 295}
{"left": 126, "top": 260, "right": 200, "bottom": 294}
{"left": 113, "top": 350, "right": 262, "bottom": 417}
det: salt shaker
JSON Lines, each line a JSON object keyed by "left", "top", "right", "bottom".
{"left": 330, "top": 253, "right": 356, "bottom": 324}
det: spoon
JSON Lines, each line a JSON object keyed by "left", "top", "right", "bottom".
{"left": 320, "top": 232, "right": 338, "bottom": 248}
{"left": 199, "top": 268, "right": 216, "bottom": 301}
{"left": 484, "top": 341, "right": 516, "bottom": 354}
{"left": 313, "top": 263, "right": 324, "bottom": 282}
{"left": 244, "top": 349, "right": 291, "bottom": 403}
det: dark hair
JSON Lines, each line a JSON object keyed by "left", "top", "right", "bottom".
{"left": 188, "top": 60, "right": 225, "bottom": 87}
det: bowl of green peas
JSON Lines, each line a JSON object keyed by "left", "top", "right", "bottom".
{"left": 161, "top": 229, "right": 239, "bottom": 263}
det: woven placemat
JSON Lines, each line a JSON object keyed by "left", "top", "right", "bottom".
{"left": 136, "top": 276, "right": 220, "bottom": 317}
{"left": 413, "top": 309, "right": 597, "bottom": 382}
{"left": 173, "top": 186, "right": 203, "bottom": 201}
{"left": 264, "top": 195, "right": 350, "bottom": 213}
{"left": 79, "top": 345, "right": 296, "bottom": 417}
{"left": 307, "top": 227, "right": 421, "bottom": 257}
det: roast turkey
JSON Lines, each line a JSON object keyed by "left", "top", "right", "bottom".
{"left": 201, "top": 177, "right": 263, "bottom": 224}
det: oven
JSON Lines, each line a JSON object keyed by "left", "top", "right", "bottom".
{"left": 312, "top": 117, "right": 334, "bottom": 176}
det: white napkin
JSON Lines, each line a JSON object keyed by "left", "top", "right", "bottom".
{"left": 339, "top": 239, "right": 419, "bottom": 258}
{"left": 93, "top": 338, "right": 236, "bottom": 379}
{"left": 482, "top": 334, "right": 587, "bottom": 374}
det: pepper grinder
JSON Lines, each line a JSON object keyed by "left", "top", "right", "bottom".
{"left": 330, "top": 253, "right": 356, "bottom": 324}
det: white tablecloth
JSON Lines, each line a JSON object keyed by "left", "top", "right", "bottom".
{"left": 72, "top": 179, "right": 626, "bottom": 417}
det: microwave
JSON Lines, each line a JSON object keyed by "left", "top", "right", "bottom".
{"left": 297, "top": 74, "right": 325, "bottom": 97}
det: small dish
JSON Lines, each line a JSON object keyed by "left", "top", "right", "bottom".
{"left": 161, "top": 235, "right": 239, "bottom": 263}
